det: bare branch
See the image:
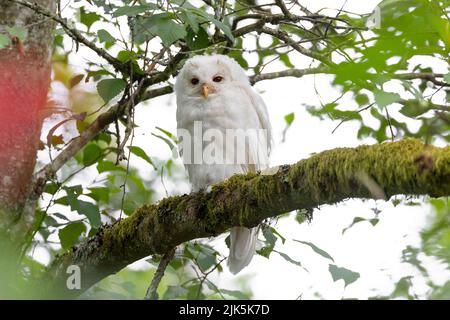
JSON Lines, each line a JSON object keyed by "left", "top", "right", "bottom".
{"left": 9, "top": 0, "right": 128, "bottom": 74}
{"left": 145, "top": 247, "right": 176, "bottom": 300}
{"left": 260, "top": 26, "right": 332, "bottom": 65}
{"left": 275, "top": 0, "right": 294, "bottom": 19}
{"left": 399, "top": 99, "right": 450, "bottom": 113}
{"left": 250, "top": 66, "right": 329, "bottom": 84}
{"left": 392, "top": 73, "right": 450, "bottom": 87}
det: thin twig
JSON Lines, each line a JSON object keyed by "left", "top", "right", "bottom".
{"left": 9, "top": 0, "right": 127, "bottom": 74}
{"left": 385, "top": 106, "right": 395, "bottom": 142}
{"left": 145, "top": 247, "right": 176, "bottom": 300}
{"left": 393, "top": 72, "right": 449, "bottom": 87}
{"left": 194, "top": 256, "right": 227, "bottom": 299}
{"left": 260, "top": 26, "right": 333, "bottom": 66}
{"left": 332, "top": 103, "right": 375, "bottom": 134}
{"left": 275, "top": 0, "right": 294, "bottom": 19}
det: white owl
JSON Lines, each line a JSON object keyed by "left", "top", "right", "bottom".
{"left": 175, "top": 54, "right": 272, "bottom": 274}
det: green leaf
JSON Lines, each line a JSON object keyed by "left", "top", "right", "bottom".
{"left": 275, "top": 251, "right": 308, "bottom": 272}
{"left": 53, "top": 213, "right": 70, "bottom": 221}
{"left": 399, "top": 100, "right": 430, "bottom": 117}
{"left": 97, "top": 78, "right": 126, "bottom": 103}
{"left": 357, "top": 125, "right": 373, "bottom": 139}
{"left": 342, "top": 216, "right": 375, "bottom": 234}
{"left": 64, "top": 187, "right": 102, "bottom": 228}
{"left": 271, "top": 227, "right": 286, "bottom": 244}
{"left": 187, "top": 282, "right": 204, "bottom": 299}
{"left": 112, "top": 5, "right": 156, "bottom": 17}
{"left": 220, "top": 289, "right": 249, "bottom": 300}
{"left": 97, "top": 160, "right": 126, "bottom": 173}
{"left": 294, "top": 240, "right": 334, "bottom": 262}
{"left": 186, "top": 243, "right": 218, "bottom": 272}
{"left": 295, "top": 211, "right": 307, "bottom": 224}
{"left": 151, "top": 133, "right": 175, "bottom": 152}
{"left": 6, "top": 26, "right": 27, "bottom": 41}
{"left": 189, "top": 9, "right": 234, "bottom": 41}
{"left": 374, "top": 89, "right": 401, "bottom": 107}
{"left": 390, "top": 276, "right": 413, "bottom": 298}
{"left": 58, "top": 222, "right": 86, "bottom": 250}
{"left": 279, "top": 53, "right": 295, "bottom": 68}
{"left": 44, "top": 182, "right": 60, "bottom": 195}
{"left": 257, "top": 227, "right": 279, "bottom": 258}
{"left": 355, "top": 93, "right": 370, "bottom": 106}
{"left": 83, "top": 143, "right": 102, "bottom": 166}
{"left": 182, "top": 11, "right": 199, "bottom": 33}
{"left": 328, "top": 264, "right": 360, "bottom": 287}
{"left": 210, "top": 18, "right": 234, "bottom": 42}
{"left": 262, "top": 227, "right": 277, "bottom": 247}
{"left": 97, "top": 132, "right": 112, "bottom": 144}
{"left": 116, "top": 50, "right": 136, "bottom": 63}
{"left": 87, "top": 187, "right": 111, "bottom": 202}
{"left": 158, "top": 21, "right": 187, "bottom": 46}
{"left": 128, "top": 146, "right": 156, "bottom": 170}
{"left": 139, "top": 14, "right": 187, "bottom": 46}
{"left": 196, "top": 251, "right": 217, "bottom": 272}
{"left": 186, "top": 27, "right": 210, "bottom": 50}
{"left": 77, "top": 200, "right": 101, "bottom": 228}
{"left": 155, "top": 126, "right": 177, "bottom": 142}
{"left": 0, "top": 34, "right": 11, "bottom": 49}
{"left": 65, "top": 186, "right": 81, "bottom": 211}
{"left": 284, "top": 112, "right": 295, "bottom": 127}
{"left": 80, "top": 7, "right": 100, "bottom": 30}
{"left": 257, "top": 246, "right": 273, "bottom": 258}
{"left": 430, "top": 281, "right": 450, "bottom": 300}
{"left": 97, "top": 29, "right": 115, "bottom": 43}
{"left": 444, "top": 73, "right": 450, "bottom": 84}
{"left": 163, "top": 285, "right": 188, "bottom": 299}
{"left": 86, "top": 69, "right": 112, "bottom": 82}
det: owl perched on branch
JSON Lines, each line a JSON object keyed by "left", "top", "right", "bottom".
{"left": 175, "top": 54, "right": 272, "bottom": 274}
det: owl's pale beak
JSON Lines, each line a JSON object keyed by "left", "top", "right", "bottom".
{"left": 201, "top": 84, "right": 209, "bottom": 98}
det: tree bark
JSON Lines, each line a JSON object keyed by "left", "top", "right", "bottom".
{"left": 0, "top": 0, "right": 55, "bottom": 233}
{"left": 45, "top": 139, "right": 450, "bottom": 298}
{"left": 0, "top": 0, "right": 55, "bottom": 298}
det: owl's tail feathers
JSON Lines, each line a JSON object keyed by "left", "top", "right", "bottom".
{"left": 228, "top": 226, "right": 257, "bottom": 274}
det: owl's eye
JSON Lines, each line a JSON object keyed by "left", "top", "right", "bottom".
{"left": 213, "top": 76, "right": 223, "bottom": 83}
{"left": 190, "top": 78, "right": 199, "bottom": 85}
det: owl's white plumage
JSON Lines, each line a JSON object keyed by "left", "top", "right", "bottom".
{"left": 175, "top": 54, "right": 272, "bottom": 274}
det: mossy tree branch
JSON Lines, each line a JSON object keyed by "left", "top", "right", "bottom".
{"left": 45, "top": 139, "right": 450, "bottom": 297}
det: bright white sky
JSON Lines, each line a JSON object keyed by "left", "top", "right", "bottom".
{"left": 35, "top": 0, "right": 449, "bottom": 299}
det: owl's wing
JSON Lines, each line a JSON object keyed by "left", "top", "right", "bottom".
{"left": 239, "top": 85, "right": 273, "bottom": 172}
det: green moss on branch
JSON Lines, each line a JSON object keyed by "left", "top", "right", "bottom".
{"left": 46, "top": 139, "right": 450, "bottom": 297}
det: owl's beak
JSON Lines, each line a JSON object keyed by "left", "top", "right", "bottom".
{"left": 201, "top": 84, "right": 210, "bottom": 98}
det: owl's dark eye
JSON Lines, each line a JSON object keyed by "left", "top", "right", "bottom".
{"left": 213, "top": 76, "right": 223, "bottom": 83}
{"left": 191, "top": 78, "right": 199, "bottom": 85}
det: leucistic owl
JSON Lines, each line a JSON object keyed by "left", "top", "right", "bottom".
{"left": 175, "top": 54, "right": 272, "bottom": 274}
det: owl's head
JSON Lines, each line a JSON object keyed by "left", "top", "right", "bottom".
{"left": 175, "top": 54, "right": 249, "bottom": 99}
